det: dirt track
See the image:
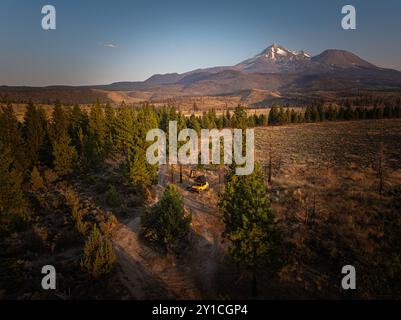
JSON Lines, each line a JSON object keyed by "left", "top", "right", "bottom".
{"left": 112, "top": 165, "right": 227, "bottom": 299}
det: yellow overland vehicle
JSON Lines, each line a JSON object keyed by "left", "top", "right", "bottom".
{"left": 189, "top": 176, "right": 209, "bottom": 193}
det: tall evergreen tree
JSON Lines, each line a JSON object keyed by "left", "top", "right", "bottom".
{"left": 113, "top": 105, "right": 137, "bottom": 154}
{"left": 50, "top": 102, "right": 70, "bottom": 141}
{"left": 80, "top": 224, "right": 116, "bottom": 278}
{"left": 268, "top": 106, "right": 280, "bottom": 125}
{"left": 0, "top": 104, "right": 26, "bottom": 172}
{"left": 126, "top": 144, "right": 157, "bottom": 192}
{"left": 0, "top": 142, "right": 29, "bottom": 235}
{"left": 52, "top": 131, "right": 77, "bottom": 176}
{"left": 88, "top": 100, "right": 107, "bottom": 158}
{"left": 69, "top": 104, "right": 88, "bottom": 157}
{"left": 49, "top": 103, "right": 77, "bottom": 176}
{"left": 219, "top": 164, "right": 280, "bottom": 296}
{"left": 141, "top": 184, "right": 191, "bottom": 249}
{"left": 232, "top": 105, "right": 248, "bottom": 129}
{"left": 23, "top": 103, "right": 50, "bottom": 166}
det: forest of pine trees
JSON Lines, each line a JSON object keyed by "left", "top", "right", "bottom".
{"left": 1, "top": 98, "right": 401, "bottom": 298}
{"left": 267, "top": 104, "right": 401, "bottom": 126}
{"left": 1, "top": 101, "right": 401, "bottom": 236}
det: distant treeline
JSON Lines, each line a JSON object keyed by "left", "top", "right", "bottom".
{"left": 340, "top": 95, "right": 401, "bottom": 108}
{"left": 267, "top": 104, "right": 401, "bottom": 126}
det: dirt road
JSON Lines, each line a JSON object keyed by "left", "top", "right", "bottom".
{"left": 112, "top": 165, "right": 227, "bottom": 299}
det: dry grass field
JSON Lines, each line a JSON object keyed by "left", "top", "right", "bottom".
{"left": 110, "top": 118, "right": 401, "bottom": 299}
{"left": 254, "top": 119, "right": 401, "bottom": 297}
{"left": 2, "top": 118, "right": 400, "bottom": 299}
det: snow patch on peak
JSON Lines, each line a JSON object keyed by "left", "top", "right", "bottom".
{"left": 292, "top": 50, "right": 311, "bottom": 58}
{"left": 260, "top": 44, "right": 311, "bottom": 61}
{"left": 263, "top": 44, "right": 292, "bottom": 60}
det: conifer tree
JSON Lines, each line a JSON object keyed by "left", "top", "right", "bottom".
{"left": 30, "top": 166, "right": 45, "bottom": 191}
{"left": 104, "top": 103, "right": 116, "bottom": 153}
{"left": 201, "top": 111, "right": 210, "bottom": 129}
{"left": 141, "top": 184, "right": 191, "bottom": 249}
{"left": 50, "top": 102, "right": 70, "bottom": 140}
{"left": 52, "top": 131, "right": 77, "bottom": 176}
{"left": 304, "top": 106, "right": 312, "bottom": 122}
{"left": 232, "top": 105, "right": 248, "bottom": 129}
{"left": 69, "top": 104, "right": 88, "bottom": 156}
{"left": 23, "top": 103, "right": 50, "bottom": 166}
{"left": 188, "top": 114, "right": 201, "bottom": 134}
{"left": 218, "top": 164, "right": 280, "bottom": 296}
{"left": 88, "top": 100, "right": 107, "bottom": 159}
{"left": 0, "top": 104, "right": 26, "bottom": 172}
{"left": 113, "top": 105, "right": 137, "bottom": 154}
{"left": 268, "top": 106, "right": 279, "bottom": 125}
{"left": 0, "top": 142, "right": 29, "bottom": 235}
{"left": 225, "top": 109, "right": 232, "bottom": 127}
{"left": 80, "top": 224, "right": 116, "bottom": 278}
{"left": 81, "top": 132, "right": 98, "bottom": 169}
{"left": 126, "top": 144, "right": 157, "bottom": 192}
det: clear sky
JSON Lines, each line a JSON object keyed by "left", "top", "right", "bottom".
{"left": 1, "top": 0, "right": 401, "bottom": 86}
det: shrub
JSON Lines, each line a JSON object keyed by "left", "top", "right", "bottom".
{"left": 75, "top": 215, "right": 88, "bottom": 236}
{"left": 43, "top": 169, "right": 58, "bottom": 185}
{"left": 99, "top": 212, "right": 118, "bottom": 237}
{"left": 80, "top": 224, "right": 116, "bottom": 278}
{"left": 65, "top": 188, "right": 80, "bottom": 220}
{"left": 106, "top": 185, "right": 122, "bottom": 208}
{"left": 65, "top": 187, "right": 87, "bottom": 235}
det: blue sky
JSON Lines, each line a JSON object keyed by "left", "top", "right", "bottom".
{"left": 1, "top": 0, "right": 401, "bottom": 86}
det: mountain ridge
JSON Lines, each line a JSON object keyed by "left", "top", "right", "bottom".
{"left": 104, "top": 43, "right": 389, "bottom": 91}
{"left": 2, "top": 43, "right": 401, "bottom": 106}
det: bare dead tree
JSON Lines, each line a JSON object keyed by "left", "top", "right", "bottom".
{"left": 179, "top": 163, "right": 183, "bottom": 184}
{"left": 377, "top": 142, "right": 385, "bottom": 195}
{"left": 268, "top": 151, "right": 273, "bottom": 184}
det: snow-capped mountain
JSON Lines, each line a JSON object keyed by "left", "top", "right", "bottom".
{"left": 6, "top": 43, "right": 401, "bottom": 105}
{"left": 100, "top": 43, "right": 401, "bottom": 99}
{"left": 235, "top": 43, "right": 312, "bottom": 73}
{"left": 244, "top": 43, "right": 310, "bottom": 62}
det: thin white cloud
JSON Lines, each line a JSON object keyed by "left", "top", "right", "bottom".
{"left": 101, "top": 42, "right": 118, "bottom": 48}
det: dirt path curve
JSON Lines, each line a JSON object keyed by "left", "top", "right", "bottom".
{"left": 112, "top": 165, "right": 226, "bottom": 299}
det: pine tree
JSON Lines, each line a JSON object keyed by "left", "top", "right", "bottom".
{"left": 201, "top": 111, "right": 210, "bottom": 129}
{"left": 82, "top": 131, "right": 102, "bottom": 170}
{"left": 113, "top": 105, "right": 137, "bottom": 154}
{"left": 23, "top": 103, "right": 50, "bottom": 166}
{"left": 0, "top": 104, "right": 26, "bottom": 172}
{"left": 126, "top": 144, "right": 157, "bottom": 192}
{"left": 188, "top": 114, "right": 201, "bottom": 134}
{"left": 50, "top": 102, "right": 70, "bottom": 141}
{"left": 141, "top": 185, "right": 191, "bottom": 249}
{"left": 0, "top": 142, "right": 29, "bottom": 235}
{"left": 88, "top": 100, "right": 107, "bottom": 159}
{"left": 30, "top": 166, "right": 45, "bottom": 191}
{"left": 218, "top": 164, "right": 280, "bottom": 296}
{"left": 304, "top": 106, "right": 312, "bottom": 122}
{"left": 225, "top": 109, "right": 232, "bottom": 127}
{"left": 52, "top": 131, "right": 77, "bottom": 176}
{"left": 268, "top": 106, "right": 279, "bottom": 125}
{"left": 69, "top": 104, "right": 88, "bottom": 156}
{"left": 80, "top": 224, "right": 116, "bottom": 278}
{"left": 232, "top": 105, "right": 248, "bottom": 129}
